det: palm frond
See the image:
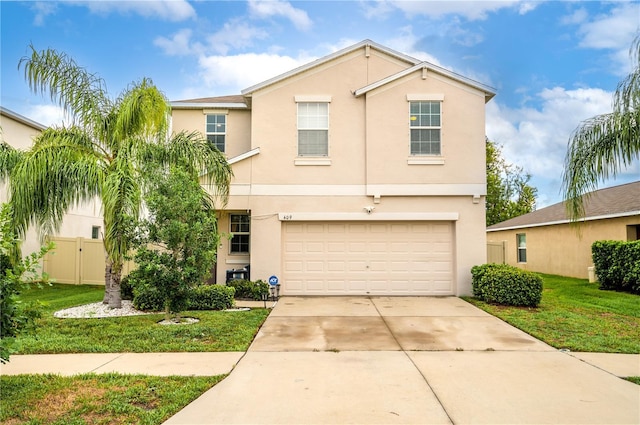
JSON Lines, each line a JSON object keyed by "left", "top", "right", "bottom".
{"left": 112, "top": 78, "right": 170, "bottom": 147}
{"left": 18, "top": 45, "right": 110, "bottom": 129}
{"left": 562, "top": 109, "right": 640, "bottom": 219}
{"left": 9, "top": 128, "right": 104, "bottom": 238}
{"left": 0, "top": 142, "right": 26, "bottom": 182}
{"left": 164, "top": 131, "right": 233, "bottom": 204}
{"left": 102, "top": 153, "right": 141, "bottom": 269}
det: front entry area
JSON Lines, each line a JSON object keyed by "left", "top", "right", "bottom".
{"left": 281, "top": 221, "right": 454, "bottom": 295}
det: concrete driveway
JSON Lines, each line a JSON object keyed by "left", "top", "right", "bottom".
{"left": 164, "top": 296, "right": 640, "bottom": 424}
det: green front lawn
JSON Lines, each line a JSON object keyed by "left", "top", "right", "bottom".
{"left": 0, "top": 373, "right": 224, "bottom": 424}
{"left": 14, "top": 283, "right": 270, "bottom": 354}
{"left": 465, "top": 273, "right": 640, "bottom": 354}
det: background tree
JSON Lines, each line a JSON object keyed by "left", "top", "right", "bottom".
{"left": 486, "top": 138, "right": 538, "bottom": 226}
{"left": 128, "top": 166, "right": 220, "bottom": 319}
{"left": 563, "top": 34, "right": 640, "bottom": 219}
{"left": 0, "top": 46, "right": 232, "bottom": 308}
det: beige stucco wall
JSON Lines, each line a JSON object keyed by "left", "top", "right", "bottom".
{"left": 175, "top": 45, "right": 490, "bottom": 296}
{"left": 487, "top": 215, "right": 640, "bottom": 279}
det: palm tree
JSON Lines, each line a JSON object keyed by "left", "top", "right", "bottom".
{"left": 562, "top": 35, "right": 640, "bottom": 219}
{"left": 1, "top": 46, "right": 232, "bottom": 308}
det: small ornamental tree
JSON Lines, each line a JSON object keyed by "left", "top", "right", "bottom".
{"left": 128, "top": 166, "right": 220, "bottom": 319}
{"left": 0, "top": 204, "right": 53, "bottom": 363}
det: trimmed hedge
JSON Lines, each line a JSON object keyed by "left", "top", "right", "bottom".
{"left": 471, "top": 263, "right": 543, "bottom": 307}
{"left": 592, "top": 240, "right": 640, "bottom": 294}
{"left": 227, "top": 279, "right": 269, "bottom": 300}
{"left": 189, "top": 285, "right": 235, "bottom": 310}
{"left": 132, "top": 283, "right": 235, "bottom": 312}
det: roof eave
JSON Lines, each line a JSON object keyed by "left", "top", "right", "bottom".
{"left": 354, "top": 62, "right": 496, "bottom": 102}
{"left": 0, "top": 106, "right": 47, "bottom": 131}
{"left": 170, "top": 102, "right": 248, "bottom": 110}
{"left": 487, "top": 210, "right": 640, "bottom": 232}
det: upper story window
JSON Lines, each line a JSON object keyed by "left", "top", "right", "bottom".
{"left": 410, "top": 101, "right": 441, "bottom": 155}
{"left": 230, "top": 214, "right": 250, "bottom": 254}
{"left": 206, "top": 114, "right": 226, "bottom": 153}
{"left": 297, "top": 102, "right": 328, "bottom": 156}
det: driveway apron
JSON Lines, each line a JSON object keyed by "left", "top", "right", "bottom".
{"left": 164, "top": 296, "right": 640, "bottom": 424}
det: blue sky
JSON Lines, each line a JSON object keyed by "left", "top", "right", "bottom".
{"left": 1, "top": 0, "right": 639, "bottom": 207}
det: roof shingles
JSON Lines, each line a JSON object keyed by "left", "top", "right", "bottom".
{"left": 487, "top": 181, "right": 640, "bottom": 230}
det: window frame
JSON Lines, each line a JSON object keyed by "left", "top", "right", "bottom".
{"left": 409, "top": 101, "right": 442, "bottom": 156}
{"left": 229, "top": 214, "right": 250, "bottom": 255}
{"left": 91, "top": 226, "right": 101, "bottom": 240}
{"left": 206, "top": 113, "right": 227, "bottom": 153}
{"left": 297, "top": 101, "right": 329, "bottom": 157}
{"left": 516, "top": 233, "right": 527, "bottom": 263}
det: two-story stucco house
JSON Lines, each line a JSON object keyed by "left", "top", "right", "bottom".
{"left": 171, "top": 40, "right": 495, "bottom": 296}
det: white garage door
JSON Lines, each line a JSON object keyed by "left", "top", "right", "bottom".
{"left": 282, "top": 221, "right": 454, "bottom": 295}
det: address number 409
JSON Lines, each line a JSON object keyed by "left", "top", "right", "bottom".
{"left": 282, "top": 214, "right": 293, "bottom": 220}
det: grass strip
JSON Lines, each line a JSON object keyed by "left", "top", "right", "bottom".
{"left": 0, "top": 373, "right": 223, "bottom": 424}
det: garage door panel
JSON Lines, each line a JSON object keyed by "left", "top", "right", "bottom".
{"left": 282, "top": 221, "right": 453, "bottom": 295}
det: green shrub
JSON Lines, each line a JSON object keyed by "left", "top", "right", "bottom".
{"left": 188, "top": 285, "right": 235, "bottom": 310}
{"left": 592, "top": 240, "right": 640, "bottom": 294}
{"left": 120, "top": 275, "right": 134, "bottom": 301}
{"left": 131, "top": 281, "right": 165, "bottom": 312}
{"left": 471, "top": 263, "right": 543, "bottom": 307}
{"left": 132, "top": 282, "right": 235, "bottom": 312}
{"left": 227, "top": 279, "right": 269, "bottom": 300}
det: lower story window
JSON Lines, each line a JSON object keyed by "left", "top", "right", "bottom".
{"left": 230, "top": 214, "right": 250, "bottom": 254}
{"left": 516, "top": 233, "right": 527, "bottom": 263}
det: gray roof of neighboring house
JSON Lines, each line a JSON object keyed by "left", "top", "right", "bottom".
{"left": 487, "top": 181, "right": 640, "bottom": 231}
{"left": 0, "top": 106, "right": 47, "bottom": 131}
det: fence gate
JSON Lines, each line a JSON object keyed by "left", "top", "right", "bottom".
{"left": 44, "top": 237, "right": 106, "bottom": 285}
{"left": 487, "top": 241, "right": 506, "bottom": 264}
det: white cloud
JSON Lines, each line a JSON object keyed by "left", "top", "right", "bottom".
{"left": 486, "top": 87, "right": 615, "bottom": 206}
{"left": 566, "top": 3, "right": 639, "bottom": 75}
{"left": 31, "top": 2, "right": 58, "bottom": 26}
{"left": 248, "top": 0, "right": 312, "bottom": 31}
{"left": 72, "top": 0, "right": 196, "bottom": 21}
{"left": 26, "top": 104, "right": 68, "bottom": 127}
{"left": 197, "top": 52, "right": 314, "bottom": 93}
{"left": 206, "top": 20, "right": 270, "bottom": 55}
{"left": 154, "top": 29, "right": 204, "bottom": 56}
{"left": 371, "top": 0, "right": 537, "bottom": 21}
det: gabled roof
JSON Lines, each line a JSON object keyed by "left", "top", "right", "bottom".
{"left": 0, "top": 106, "right": 46, "bottom": 131}
{"left": 354, "top": 61, "right": 496, "bottom": 103}
{"left": 487, "top": 181, "right": 640, "bottom": 231}
{"left": 241, "top": 39, "right": 421, "bottom": 95}
{"left": 171, "top": 95, "right": 248, "bottom": 109}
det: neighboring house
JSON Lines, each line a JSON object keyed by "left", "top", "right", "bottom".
{"left": 487, "top": 181, "right": 640, "bottom": 279}
{"left": 1, "top": 106, "right": 104, "bottom": 283}
{"left": 171, "top": 40, "right": 495, "bottom": 296}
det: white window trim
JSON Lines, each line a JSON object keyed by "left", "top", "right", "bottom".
{"left": 205, "top": 112, "right": 227, "bottom": 153}
{"left": 296, "top": 100, "right": 330, "bottom": 158}
{"left": 409, "top": 100, "right": 443, "bottom": 158}
{"left": 406, "top": 94, "right": 445, "bottom": 101}
{"left": 516, "top": 233, "right": 527, "bottom": 263}
{"left": 229, "top": 213, "right": 250, "bottom": 255}
{"left": 294, "top": 158, "right": 332, "bottom": 166}
{"left": 294, "top": 95, "right": 332, "bottom": 103}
